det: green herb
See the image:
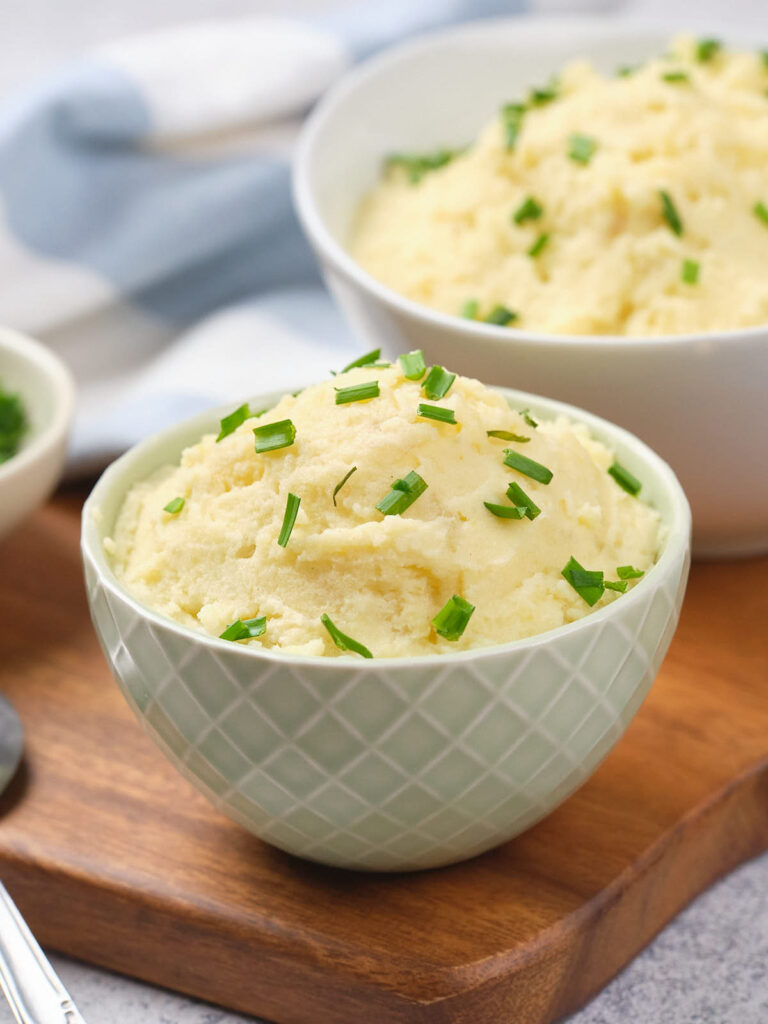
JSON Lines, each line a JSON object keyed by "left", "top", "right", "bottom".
{"left": 321, "top": 613, "right": 373, "bottom": 658}
{"left": 376, "top": 470, "right": 428, "bottom": 516}
{"left": 562, "top": 556, "right": 604, "bottom": 607}
{"left": 418, "top": 403, "right": 457, "bottom": 424}
{"left": 0, "top": 387, "right": 27, "bottom": 463}
{"left": 504, "top": 449, "right": 553, "bottom": 484}
{"left": 487, "top": 430, "right": 529, "bottom": 442}
{"left": 617, "top": 65, "right": 638, "bottom": 77}
{"left": 253, "top": 418, "right": 296, "bottom": 453}
{"left": 660, "top": 190, "right": 683, "bottom": 236}
{"left": 661, "top": 70, "right": 690, "bottom": 83}
{"left": 163, "top": 497, "right": 185, "bottom": 515}
{"left": 332, "top": 466, "right": 357, "bottom": 506}
{"left": 507, "top": 480, "right": 541, "bottom": 520}
{"left": 528, "top": 232, "right": 550, "bottom": 257}
{"left": 461, "top": 299, "right": 480, "bottom": 319}
{"left": 529, "top": 82, "right": 559, "bottom": 106}
{"left": 753, "top": 200, "right": 768, "bottom": 226}
{"left": 696, "top": 38, "right": 721, "bottom": 62}
{"left": 339, "top": 349, "right": 381, "bottom": 374}
{"left": 422, "top": 365, "right": 456, "bottom": 400}
{"left": 617, "top": 565, "right": 645, "bottom": 580}
{"left": 603, "top": 579, "right": 629, "bottom": 593}
{"left": 762, "top": 51, "right": 768, "bottom": 70}
{"left": 608, "top": 461, "right": 642, "bottom": 496}
{"left": 399, "top": 349, "right": 427, "bottom": 380}
{"left": 484, "top": 501, "right": 528, "bottom": 519}
{"left": 568, "top": 134, "right": 598, "bottom": 164}
{"left": 485, "top": 305, "right": 518, "bottom": 326}
{"left": 501, "top": 102, "right": 526, "bottom": 149}
{"left": 513, "top": 196, "right": 544, "bottom": 224}
{"left": 386, "top": 148, "right": 463, "bottom": 184}
{"left": 681, "top": 258, "right": 700, "bottom": 284}
{"left": 432, "top": 594, "right": 475, "bottom": 641}
{"left": 520, "top": 408, "right": 538, "bottom": 428}
{"left": 216, "top": 402, "right": 250, "bottom": 442}
{"left": 219, "top": 616, "right": 267, "bottom": 642}
{"left": 335, "top": 381, "right": 380, "bottom": 405}
{"left": 277, "top": 492, "right": 300, "bottom": 547}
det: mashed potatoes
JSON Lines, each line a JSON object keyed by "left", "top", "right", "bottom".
{"left": 350, "top": 37, "right": 768, "bottom": 336}
{"left": 108, "top": 360, "right": 661, "bottom": 658}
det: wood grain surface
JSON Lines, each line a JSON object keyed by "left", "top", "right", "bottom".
{"left": 0, "top": 491, "right": 765, "bottom": 1024}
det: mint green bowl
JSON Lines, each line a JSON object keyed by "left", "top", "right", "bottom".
{"left": 81, "top": 385, "right": 690, "bottom": 872}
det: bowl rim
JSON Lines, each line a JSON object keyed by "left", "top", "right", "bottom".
{"left": 0, "top": 326, "right": 75, "bottom": 482}
{"left": 293, "top": 15, "right": 767, "bottom": 351}
{"left": 81, "top": 379, "right": 691, "bottom": 671}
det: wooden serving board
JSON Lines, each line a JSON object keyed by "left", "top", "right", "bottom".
{"left": 0, "top": 492, "right": 766, "bottom": 1024}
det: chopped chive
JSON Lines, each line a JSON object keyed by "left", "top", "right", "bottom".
{"left": 277, "top": 492, "right": 300, "bottom": 548}
{"left": 568, "top": 134, "right": 598, "bottom": 164}
{"left": 0, "top": 385, "right": 27, "bottom": 463}
{"left": 660, "top": 190, "right": 683, "bottom": 236}
{"left": 398, "top": 349, "right": 427, "bottom": 379}
{"left": 485, "top": 305, "right": 518, "bottom": 326}
{"left": 376, "top": 470, "right": 428, "bottom": 516}
{"left": 219, "top": 616, "right": 267, "bottom": 642}
{"left": 217, "top": 402, "right": 250, "bottom": 442}
{"left": 753, "top": 200, "right": 768, "bottom": 226}
{"left": 487, "top": 430, "right": 530, "bottom": 442}
{"left": 513, "top": 196, "right": 544, "bottom": 224}
{"left": 617, "top": 565, "right": 645, "bottom": 579}
{"left": 617, "top": 65, "right": 638, "bottom": 77}
{"left": 163, "top": 497, "right": 185, "bottom": 515}
{"left": 528, "top": 232, "right": 549, "bottom": 257}
{"left": 334, "top": 380, "right": 380, "bottom": 405}
{"left": 529, "top": 83, "right": 558, "bottom": 106}
{"left": 332, "top": 466, "right": 357, "bottom": 506}
{"left": 562, "top": 556, "right": 604, "bottom": 607}
{"left": 501, "top": 102, "right": 526, "bottom": 150}
{"left": 422, "top": 365, "right": 456, "bottom": 400}
{"left": 504, "top": 449, "right": 553, "bottom": 484}
{"left": 253, "top": 418, "right": 296, "bottom": 453}
{"left": 484, "top": 501, "right": 528, "bottom": 519}
{"left": 661, "top": 70, "right": 689, "bottom": 83}
{"left": 339, "top": 348, "right": 381, "bottom": 373}
{"left": 520, "top": 408, "right": 538, "bottom": 428}
{"left": 696, "top": 38, "right": 721, "bottom": 62}
{"left": 386, "top": 148, "right": 463, "bottom": 184}
{"left": 608, "top": 461, "right": 642, "bottom": 496}
{"left": 418, "top": 403, "right": 457, "bottom": 424}
{"left": 321, "top": 613, "right": 373, "bottom": 658}
{"left": 681, "top": 258, "right": 700, "bottom": 284}
{"left": 461, "top": 298, "right": 480, "bottom": 319}
{"left": 603, "top": 579, "right": 629, "bottom": 593}
{"left": 762, "top": 51, "right": 768, "bottom": 70}
{"left": 432, "top": 594, "right": 475, "bottom": 641}
{"left": 507, "top": 481, "right": 541, "bottom": 520}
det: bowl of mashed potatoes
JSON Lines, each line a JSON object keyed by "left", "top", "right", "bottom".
{"left": 293, "top": 20, "right": 768, "bottom": 557}
{"left": 82, "top": 358, "right": 690, "bottom": 870}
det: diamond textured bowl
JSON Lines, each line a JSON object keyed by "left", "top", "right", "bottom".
{"left": 82, "top": 385, "right": 690, "bottom": 871}
{"left": 293, "top": 17, "right": 765, "bottom": 559}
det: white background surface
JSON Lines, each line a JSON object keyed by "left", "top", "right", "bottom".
{"left": 0, "top": 1, "right": 766, "bottom": 1021}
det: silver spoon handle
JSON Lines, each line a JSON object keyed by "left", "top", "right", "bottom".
{"left": 0, "top": 882, "right": 86, "bottom": 1024}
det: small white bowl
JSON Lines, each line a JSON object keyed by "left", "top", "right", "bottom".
{"left": 0, "top": 327, "right": 74, "bottom": 540}
{"left": 82, "top": 383, "right": 690, "bottom": 872}
{"left": 294, "top": 17, "right": 766, "bottom": 559}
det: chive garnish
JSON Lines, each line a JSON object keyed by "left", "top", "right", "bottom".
{"left": 617, "top": 65, "right": 638, "bottom": 77}
{"left": 335, "top": 381, "right": 380, "bottom": 405}
{"left": 617, "top": 565, "right": 645, "bottom": 579}
{"left": 660, "top": 190, "right": 683, "bottom": 236}
{"left": 163, "top": 497, "right": 185, "bottom": 515}
{"left": 219, "top": 616, "right": 267, "bottom": 642}
{"left": 321, "top": 613, "right": 373, "bottom": 658}
{"left": 501, "top": 102, "right": 526, "bottom": 149}
{"left": 332, "top": 466, "right": 357, "bottom": 506}
{"left": 603, "top": 579, "right": 629, "bottom": 593}
{"left": 696, "top": 38, "right": 721, "bottom": 62}
{"left": 386, "top": 148, "right": 463, "bottom": 184}
{"left": 608, "top": 461, "right": 642, "bottom": 496}
{"left": 398, "top": 349, "right": 427, "bottom": 380}
{"left": 762, "top": 51, "right": 768, "bottom": 70}
{"left": 528, "top": 232, "right": 549, "bottom": 257}
{"left": 661, "top": 70, "right": 689, "bottom": 83}
{"left": 529, "top": 83, "right": 558, "bottom": 106}
{"left": 277, "top": 493, "right": 300, "bottom": 548}
{"left": 485, "top": 305, "right": 518, "bottom": 326}
{"left": 376, "top": 470, "right": 428, "bottom": 516}
{"left": 217, "top": 402, "right": 250, "bottom": 442}
{"left": 568, "top": 134, "right": 598, "bottom": 164}
{"left": 513, "top": 196, "right": 544, "bottom": 224}
{"left": 0, "top": 385, "right": 27, "bottom": 463}
{"left": 753, "top": 200, "right": 768, "bottom": 226}
{"left": 253, "top": 418, "right": 296, "bottom": 453}
{"left": 418, "top": 403, "right": 457, "bottom": 424}
{"left": 504, "top": 449, "right": 553, "bottom": 484}
{"left": 484, "top": 501, "right": 528, "bottom": 519}
{"left": 339, "top": 349, "right": 381, "bottom": 374}
{"left": 422, "top": 366, "right": 456, "bottom": 400}
{"left": 432, "top": 594, "right": 475, "bottom": 641}
{"left": 461, "top": 299, "right": 480, "bottom": 319}
{"left": 681, "top": 258, "right": 700, "bottom": 284}
{"left": 520, "top": 408, "right": 538, "bottom": 428}
{"left": 562, "top": 556, "right": 604, "bottom": 607}
{"left": 507, "top": 481, "right": 541, "bottom": 520}
{"left": 487, "top": 430, "right": 530, "bottom": 442}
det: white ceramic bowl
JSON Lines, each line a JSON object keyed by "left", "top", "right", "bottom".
{"left": 0, "top": 327, "right": 75, "bottom": 540}
{"left": 82, "top": 383, "right": 690, "bottom": 872}
{"left": 294, "top": 17, "right": 766, "bottom": 559}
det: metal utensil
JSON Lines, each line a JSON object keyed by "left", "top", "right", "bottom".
{"left": 0, "top": 696, "right": 88, "bottom": 1023}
